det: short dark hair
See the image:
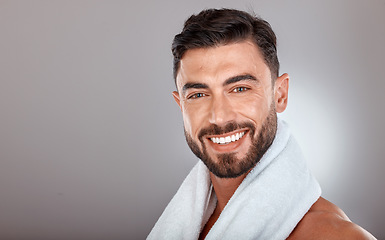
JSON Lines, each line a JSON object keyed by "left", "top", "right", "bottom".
{"left": 172, "top": 8, "right": 279, "bottom": 85}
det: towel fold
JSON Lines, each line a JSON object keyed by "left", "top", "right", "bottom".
{"left": 148, "top": 119, "right": 321, "bottom": 240}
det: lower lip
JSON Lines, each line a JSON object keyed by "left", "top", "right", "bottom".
{"left": 206, "top": 131, "right": 249, "bottom": 153}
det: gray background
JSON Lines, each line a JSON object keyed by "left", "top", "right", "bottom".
{"left": 0, "top": 0, "right": 384, "bottom": 239}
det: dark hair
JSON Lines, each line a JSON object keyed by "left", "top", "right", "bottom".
{"left": 172, "top": 8, "right": 279, "bottom": 84}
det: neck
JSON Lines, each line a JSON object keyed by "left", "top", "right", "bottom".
{"left": 209, "top": 170, "right": 250, "bottom": 212}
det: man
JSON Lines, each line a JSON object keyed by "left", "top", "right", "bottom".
{"left": 148, "top": 8, "right": 375, "bottom": 239}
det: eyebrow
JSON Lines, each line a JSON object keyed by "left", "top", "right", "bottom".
{"left": 223, "top": 74, "right": 258, "bottom": 86}
{"left": 182, "top": 82, "right": 209, "bottom": 94}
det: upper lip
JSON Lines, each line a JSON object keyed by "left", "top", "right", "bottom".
{"left": 205, "top": 128, "right": 248, "bottom": 138}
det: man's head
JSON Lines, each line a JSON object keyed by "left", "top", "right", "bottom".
{"left": 172, "top": 9, "right": 289, "bottom": 179}
{"left": 172, "top": 8, "right": 280, "bottom": 82}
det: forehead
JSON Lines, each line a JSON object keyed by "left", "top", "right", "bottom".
{"left": 176, "top": 40, "right": 271, "bottom": 90}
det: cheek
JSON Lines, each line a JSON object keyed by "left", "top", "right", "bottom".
{"left": 181, "top": 109, "right": 193, "bottom": 134}
{"left": 181, "top": 103, "right": 205, "bottom": 136}
{"left": 237, "top": 94, "right": 271, "bottom": 122}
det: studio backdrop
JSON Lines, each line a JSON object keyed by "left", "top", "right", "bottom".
{"left": 0, "top": 0, "right": 384, "bottom": 239}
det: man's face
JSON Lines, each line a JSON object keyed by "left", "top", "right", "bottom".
{"left": 173, "top": 40, "right": 288, "bottom": 178}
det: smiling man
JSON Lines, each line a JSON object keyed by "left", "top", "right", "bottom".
{"left": 148, "top": 8, "right": 375, "bottom": 240}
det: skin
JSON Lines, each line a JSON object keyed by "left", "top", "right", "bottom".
{"left": 288, "top": 197, "right": 376, "bottom": 240}
{"left": 172, "top": 40, "right": 376, "bottom": 240}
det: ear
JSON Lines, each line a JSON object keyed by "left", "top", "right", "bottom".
{"left": 274, "top": 73, "right": 289, "bottom": 113}
{"left": 172, "top": 91, "right": 182, "bottom": 111}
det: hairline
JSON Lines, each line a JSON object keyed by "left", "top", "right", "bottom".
{"left": 174, "top": 38, "right": 276, "bottom": 89}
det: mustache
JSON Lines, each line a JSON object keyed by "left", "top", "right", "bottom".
{"left": 198, "top": 121, "right": 255, "bottom": 141}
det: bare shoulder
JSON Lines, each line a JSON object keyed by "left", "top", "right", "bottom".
{"left": 288, "top": 197, "right": 376, "bottom": 240}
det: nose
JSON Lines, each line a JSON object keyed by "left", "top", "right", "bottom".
{"left": 208, "top": 95, "right": 237, "bottom": 125}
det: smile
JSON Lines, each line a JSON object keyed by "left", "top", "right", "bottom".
{"left": 210, "top": 131, "right": 246, "bottom": 145}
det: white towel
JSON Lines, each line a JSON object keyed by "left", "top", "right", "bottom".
{"left": 148, "top": 119, "right": 321, "bottom": 240}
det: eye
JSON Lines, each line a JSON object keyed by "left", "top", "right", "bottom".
{"left": 232, "top": 87, "right": 249, "bottom": 93}
{"left": 188, "top": 92, "right": 206, "bottom": 99}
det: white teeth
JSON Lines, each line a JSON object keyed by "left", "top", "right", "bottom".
{"left": 231, "top": 135, "right": 236, "bottom": 142}
{"left": 210, "top": 131, "right": 246, "bottom": 145}
{"left": 235, "top": 133, "right": 240, "bottom": 140}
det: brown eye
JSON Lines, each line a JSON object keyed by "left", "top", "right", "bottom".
{"left": 189, "top": 93, "right": 206, "bottom": 99}
{"left": 233, "top": 87, "right": 249, "bottom": 93}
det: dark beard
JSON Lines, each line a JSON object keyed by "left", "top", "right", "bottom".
{"left": 184, "top": 107, "right": 277, "bottom": 178}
